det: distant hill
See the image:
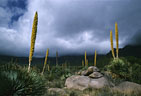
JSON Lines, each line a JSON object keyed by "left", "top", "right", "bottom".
{"left": 106, "top": 45, "right": 141, "bottom": 58}
{"left": 0, "top": 54, "right": 106, "bottom": 67}
{"left": 0, "top": 45, "right": 141, "bottom": 68}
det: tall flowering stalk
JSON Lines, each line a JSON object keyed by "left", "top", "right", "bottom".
{"left": 82, "top": 60, "right": 84, "bottom": 66}
{"left": 85, "top": 51, "right": 87, "bottom": 66}
{"left": 86, "top": 59, "right": 88, "bottom": 66}
{"left": 28, "top": 11, "right": 38, "bottom": 72}
{"left": 47, "top": 64, "right": 50, "bottom": 71}
{"left": 110, "top": 30, "right": 115, "bottom": 59}
{"left": 41, "top": 48, "right": 49, "bottom": 75}
{"left": 115, "top": 22, "right": 119, "bottom": 58}
{"left": 94, "top": 50, "right": 97, "bottom": 66}
{"left": 56, "top": 51, "right": 58, "bottom": 66}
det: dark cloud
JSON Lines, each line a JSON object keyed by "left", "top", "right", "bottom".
{"left": 0, "top": 0, "right": 141, "bottom": 57}
{"left": 128, "top": 30, "right": 141, "bottom": 45}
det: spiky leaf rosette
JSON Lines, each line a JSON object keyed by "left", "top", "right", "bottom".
{"left": 110, "top": 30, "right": 115, "bottom": 59}
{"left": 105, "top": 58, "right": 131, "bottom": 79}
{"left": 115, "top": 22, "right": 119, "bottom": 58}
{"left": 28, "top": 11, "right": 38, "bottom": 72}
{"left": 0, "top": 64, "right": 46, "bottom": 96}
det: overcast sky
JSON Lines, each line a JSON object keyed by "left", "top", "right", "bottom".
{"left": 0, "top": 0, "right": 141, "bottom": 57}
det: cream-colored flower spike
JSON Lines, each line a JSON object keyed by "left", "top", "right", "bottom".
{"left": 94, "top": 50, "right": 97, "bottom": 66}
{"left": 110, "top": 30, "right": 115, "bottom": 59}
{"left": 115, "top": 22, "right": 119, "bottom": 58}
{"left": 28, "top": 11, "right": 38, "bottom": 72}
{"left": 41, "top": 48, "right": 49, "bottom": 75}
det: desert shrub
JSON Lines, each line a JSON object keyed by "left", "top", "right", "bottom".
{"left": 45, "top": 65, "right": 72, "bottom": 81}
{"left": 105, "top": 58, "right": 131, "bottom": 79}
{"left": 105, "top": 57, "right": 141, "bottom": 84}
{"left": 0, "top": 63, "right": 46, "bottom": 96}
{"left": 44, "top": 65, "right": 74, "bottom": 88}
{"left": 130, "top": 63, "right": 141, "bottom": 84}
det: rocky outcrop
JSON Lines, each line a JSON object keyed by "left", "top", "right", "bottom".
{"left": 89, "top": 72, "right": 103, "bottom": 78}
{"left": 65, "top": 66, "right": 114, "bottom": 90}
{"left": 112, "top": 81, "right": 141, "bottom": 95}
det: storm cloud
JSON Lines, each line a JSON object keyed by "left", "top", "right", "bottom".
{"left": 0, "top": 0, "right": 141, "bottom": 57}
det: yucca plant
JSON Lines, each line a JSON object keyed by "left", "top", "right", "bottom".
{"left": 105, "top": 58, "right": 131, "bottom": 79}
{"left": 47, "top": 64, "right": 50, "bottom": 71}
{"left": 115, "top": 22, "right": 119, "bottom": 59}
{"left": 41, "top": 48, "right": 49, "bottom": 75}
{"left": 110, "top": 30, "right": 115, "bottom": 59}
{"left": 85, "top": 51, "right": 87, "bottom": 66}
{"left": 94, "top": 50, "right": 97, "bottom": 66}
{"left": 28, "top": 11, "right": 38, "bottom": 72}
{"left": 0, "top": 63, "right": 46, "bottom": 96}
{"left": 82, "top": 60, "right": 84, "bottom": 66}
{"left": 86, "top": 59, "right": 88, "bottom": 66}
{"left": 56, "top": 51, "right": 58, "bottom": 66}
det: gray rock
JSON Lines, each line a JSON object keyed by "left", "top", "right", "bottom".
{"left": 48, "top": 88, "right": 66, "bottom": 95}
{"left": 88, "top": 66, "right": 100, "bottom": 72}
{"left": 77, "top": 71, "right": 81, "bottom": 75}
{"left": 65, "top": 75, "right": 90, "bottom": 90}
{"left": 81, "top": 70, "right": 91, "bottom": 76}
{"left": 65, "top": 75, "right": 113, "bottom": 90}
{"left": 89, "top": 77, "right": 113, "bottom": 89}
{"left": 89, "top": 72, "right": 103, "bottom": 78}
{"left": 113, "top": 81, "right": 141, "bottom": 95}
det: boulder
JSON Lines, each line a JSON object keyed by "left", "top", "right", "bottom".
{"left": 113, "top": 81, "right": 141, "bottom": 95}
{"left": 77, "top": 71, "right": 81, "bottom": 75}
{"left": 79, "top": 66, "right": 100, "bottom": 76}
{"left": 89, "top": 77, "right": 113, "bottom": 89}
{"left": 81, "top": 70, "right": 91, "bottom": 76}
{"left": 48, "top": 88, "right": 66, "bottom": 95}
{"left": 65, "top": 75, "right": 113, "bottom": 90}
{"left": 88, "top": 66, "right": 100, "bottom": 72}
{"left": 89, "top": 72, "right": 103, "bottom": 78}
{"left": 65, "top": 75, "right": 90, "bottom": 90}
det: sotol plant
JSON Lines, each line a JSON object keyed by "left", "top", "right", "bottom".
{"left": 47, "top": 64, "right": 50, "bottom": 71}
{"left": 110, "top": 22, "right": 119, "bottom": 59}
{"left": 56, "top": 51, "right": 58, "bottom": 66}
{"left": 85, "top": 51, "right": 88, "bottom": 66}
{"left": 110, "top": 30, "right": 115, "bottom": 59}
{"left": 0, "top": 64, "right": 46, "bottom": 96}
{"left": 82, "top": 60, "right": 84, "bottom": 66}
{"left": 86, "top": 59, "right": 88, "bottom": 66}
{"left": 41, "top": 48, "right": 49, "bottom": 75}
{"left": 28, "top": 11, "right": 38, "bottom": 72}
{"left": 94, "top": 50, "right": 97, "bottom": 66}
{"left": 115, "top": 22, "right": 119, "bottom": 58}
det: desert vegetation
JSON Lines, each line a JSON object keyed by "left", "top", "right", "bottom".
{"left": 0, "top": 12, "right": 141, "bottom": 96}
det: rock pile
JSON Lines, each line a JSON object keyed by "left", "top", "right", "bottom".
{"left": 65, "top": 66, "right": 114, "bottom": 90}
{"left": 78, "top": 66, "right": 103, "bottom": 78}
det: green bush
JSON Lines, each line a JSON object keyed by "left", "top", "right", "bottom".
{"left": 130, "top": 63, "right": 141, "bottom": 84}
{"left": 0, "top": 63, "right": 46, "bottom": 96}
{"left": 105, "top": 58, "right": 131, "bottom": 79}
{"left": 105, "top": 57, "right": 141, "bottom": 84}
{"left": 45, "top": 66, "right": 72, "bottom": 81}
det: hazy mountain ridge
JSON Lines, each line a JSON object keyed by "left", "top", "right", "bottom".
{"left": 0, "top": 45, "right": 141, "bottom": 66}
